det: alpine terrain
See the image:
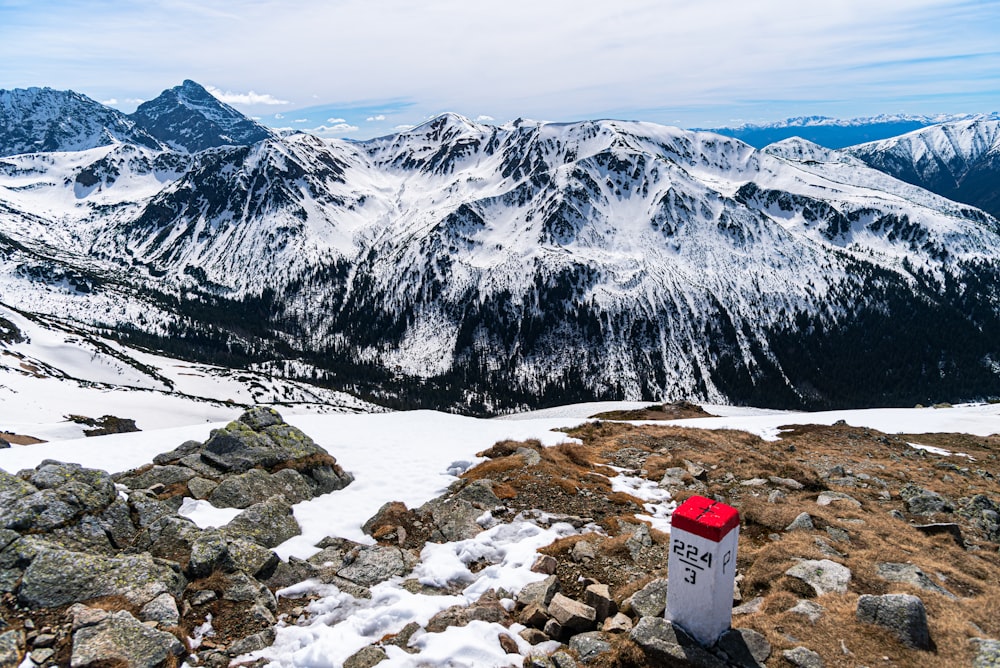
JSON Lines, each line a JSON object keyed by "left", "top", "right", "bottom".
{"left": 1, "top": 81, "right": 1000, "bottom": 413}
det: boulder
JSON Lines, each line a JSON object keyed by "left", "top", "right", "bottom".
{"left": 208, "top": 467, "right": 312, "bottom": 509}
{"left": 18, "top": 548, "right": 185, "bottom": 608}
{"left": 624, "top": 578, "right": 669, "bottom": 618}
{"left": 548, "top": 593, "right": 596, "bottom": 632}
{"left": 225, "top": 538, "right": 280, "bottom": 578}
{"left": 899, "top": 484, "right": 953, "bottom": 515}
{"left": 223, "top": 495, "right": 301, "bottom": 547}
{"left": 584, "top": 583, "right": 615, "bottom": 622}
{"left": 568, "top": 631, "right": 612, "bottom": 663}
{"left": 140, "top": 592, "right": 180, "bottom": 627}
{"left": 343, "top": 645, "right": 388, "bottom": 668}
{"left": 222, "top": 572, "right": 277, "bottom": 611}
{"left": 785, "top": 512, "right": 814, "bottom": 532}
{"left": 337, "top": 545, "right": 417, "bottom": 587}
{"left": 784, "top": 559, "right": 851, "bottom": 596}
{"left": 783, "top": 646, "right": 824, "bottom": 668}
{"left": 70, "top": 610, "right": 184, "bottom": 667}
{"left": 876, "top": 562, "right": 956, "bottom": 599}
{"left": 971, "top": 638, "right": 1000, "bottom": 668}
{"left": 629, "top": 616, "right": 726, "bottom": 668}
{"left": 856, "top": 593, "right": 931, "bottom": 650}
{"left": 0, "top": 629, "right": 24, "bottom": 667}
{"left": 518, "top": 575, "right": 560, "bottom": 608}
{"left": 715, "top": 627, "right": 771, "bottom": 668}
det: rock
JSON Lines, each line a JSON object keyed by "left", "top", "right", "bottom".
{"left": 971, "top": 638, "right": 1000, "bottom": 668}
{"left": 543, "top": 618, "right": 563, "bottom": 641}
{"left": 32, "top": 632, "right": 55, "bottom": 648}
{"left": 551, "top": 650, "right": 579, "bottom": 668}
{"left": 31, "top": 647, "right": 55, "bottom": 664}
{"left": 201, "top": 410, "right": 332, "bottom": 474}
{"left": 569, "top": 631, "right": 612, "bottom": 662}
{"left": 603, "top": 612, "right": 633, "bottom": 633}
{"left": 518, "top": 575, "right": 560, "bottom": 608}
{"left": 519, "top": 627, "right": 550, "bottom": 644}
{"left": 517, "top": 447, "right": 542, "bottom": 466}
{"left": 856, "top": 593, "right": 931, "bottom": 650}
{"left": 188, "top": 530, "right": 228, "bottom": 577}
{"left": 876, "top": 562, "right": 956, "bottom": 599}
{"left": 785, "top": 512, "right": 814, "bottom": 532}
{"left": 142, "top": 514, "right": 202, "bottom": 563}
{"left": 225, "top": 538, "right": 279, "bottom": 578}
{"left": 223, "top": 495, "right": 301, "bottom": 547}
{"left": 420, "top": 496, "right": 487, "bottom": 542}
{"left": 117, "top": 465, "right": 196, "bottom": 491}
{"left": 343, "top": 645, "right": 387, "bottom": 668}
{"left": 153, "top": 440, "right": 202, "bottom": 465}
{"left": 519, "top": 603, "right": 549, "bottom": 628}
{"left": 70, "top": 609, "right": 184, "bottom": 667}
{"left": 768, "top": 489, "right": 787, "bottom": 504}
{"left": 784, "top": 559, "right": 851, "bottom": 596}
{"left": 498, "top": 632, "right": 520, "bottom": 654}
{"left": 208, "top": 467, "right": 313, "bottom": 509}
{"left": 816, "top": 491, "right": 861, "bottom": 508}
{"left": 624, "top": 578, "right": 669, "bottom": 617}
{"left": 0, "top": 630, "right": 24, "bottom": 667}
{"left": 548, "top": 593, "right": 596, "bottom": 632}
{"left": 625, "top": 522, "right": 653, "bottom": 560}
{"left": 770, "top": 476, "right": 804, "bottom": 490}
{"left": 426, "top": 599, "right": 508, "bottom": 632}
{"left": 716, "top": 627, "right": 771, "bottom": 668}
{"left": 239, "top": 406, "right": 284, "bottom": 430}
{"left": 913, "top": 523, "right": 965, "bottom": 547}
{"left": 227, "top": 628, "right": 276, "bottom": 656}
{"left": 186, "top": 477, "right": 218, "bottom": 500}
{"left": 383, "top": 621, "right": 420, "bottom": 651}
{"left": 783, "top": 646, "right": 824, "bottom": 668}
{"left": 732, "top": 597, "right": 764, "bottom": 615}
{"left": 337, "top": 545, "right": 416, "bottom": 586}
{"left": 531, "top": 554, "right": 558, "bottom": 574}
{"left": 222, "top": 572, "right": 277, "bottom": 611}
{"left": 629, "top": 617, "right": 727, "bottom": 668}
{"left": 660, "top": 468, "right": 688, "bottom": 488}
{"left": 584, "top": 583, "right": 615, "bottom": 622}
{"left": 788, "top": 599, "right": 824, "bottom": 622}
{"left": 19, "top": 548, "right": 185, "bottom": 608}
{"left": 900, "top": 484, "right": 953, "bottom": 515}
{"left": 140, "top": 593, "right": 180, "bottom": 627}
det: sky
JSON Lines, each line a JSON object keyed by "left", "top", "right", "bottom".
{"left": 2, "top": 0, "right": 999, "bottom": 139}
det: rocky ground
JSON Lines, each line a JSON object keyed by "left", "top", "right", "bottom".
{"left": 0, "top": 405, "right": 998, "bottom": 667}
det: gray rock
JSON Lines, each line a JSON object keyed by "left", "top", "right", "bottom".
{"left": 337, "top": 545, "right": 416, "bottom": 586}
{"left": 625, "top": 577, "right": 669, "bottom": 617}
{"left": 187, "top": 530, "right": 228, "bottom": 578}
{"left": 153, "top": 439, "right": 203, "bottom": 465}
{"left": 629, "top": 616, "right": 726, "bottom": 667}
{"left": 788, "top": 599, "right": 824, "bottom": 622}
{"left": 770, "top": 476, "right": 804, "bottom": 490}
{"left": 568, "top": 631, "right": 612, "bottom": 662}
{"left": 971, "top": 638, "right": 1000, "bottom": 668}
{"left": 520, "top": 627, "right": 551, "bottom": 644}
{"left": 732, "top": 597, "right": 764, "bottom": 615}
{"left": 783, "top": 646, "right": 824, "bottom": 667}
{"left": 584, "top": 583, "right": 615, "bottom": 622}
{"left": 551, "top": 650, "right": 578, "bottom": 668}
{"left": 421, "top": 496, "right": 487, "bottom": 543}
{"left": 142, "top": 514, "right": 202, "bottom": 563}
{"left": 876, "top": 562, "right": 956, "bottom": 599}
{"left": 222, "top": 572, "right": 277, "bottom": 611}
{"left": 784, "top": 559, "right": 851, "bottom": 596}
{"left": 186, "top": 477, "right": 218, "bottom": 500}
{"left": 716, "top": 627, "right": 771, "bottom": 668}
{"left": 856, "top": 593, "right": 931, "bottom": 649}
{"left": 117, "top": 465, "right": 195, "bottom": 491}
{"left": 900, "top": 484, "right": 953, "bottom": 515}
{"left": 223, "top": 495, "right": 301, "bottom": 547}
{"left": 19, "top": 548, "right": 185, "bottom": 608}
{"left": 239, "top": 406, "right": 284, "bottom": 430}
{"left": 531, "top": 554, "right": 558, "bottom": 574}
{"left": 0, "top": 629, "right": 24, "bottom": 667}
{"left": 31, "top": 647, "right": 55, "bottom": 664}
{"left": 913, "top": 522, "right": 965, "bottom": 546}
{"left": 70, "top": 610, "right": 184, "bottom": 667}
{"left": 202, "top": 411, "right": 330, "bottom": 474}
{"left": 227, "top": 628, "right": 276, "bottom": 656}
{"left": 768, "top": 489, "right": 787, "bottom": 504}
{"left": 127, "top": 490, "right": 176, "bottom": 529}
{"left": 140, "top": 592, "right": 180, "bottom": 627}
{"left": 786, "top": 512, "right": 814, "bottom": 532}
{"left": 225, "top": 538, "right": 280, "bottom": 578}
{"left": 816, "top": 491, "right": 861, "bottom": 508}
{"left": 518, "top": 575, "right": 560, "bottom": 608}
{"left": 572, "top": 540, "right": 596, "bottom": 562}
{"left": 625, "top": 522, "right": 653, "bottom": 560}
{"left": 208, "top": 467, "right": 312, "bottom": 509}
{"left": 660, "top": 467, "right": 688, "bottom": 488}
{"left": 343, "top": 645, "right": 388, "bottom": 668}
{"left": 548, "top": 593, "right": 596, "bottom": 632}
{"left": 96, "top": 498, "right": 139, "bottom": 550}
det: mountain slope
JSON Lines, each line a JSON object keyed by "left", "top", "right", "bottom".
{"left": 847, "top": 117, "right": 1000, "bottom": 219}
{"left": 0, "top": 87, "right": 162, "bottom": 157}
{"left": 130, "top": 79, "right": 276, "bottom": 153}
{"left": 1, "top": 109, "right": 999, "bottom": 412}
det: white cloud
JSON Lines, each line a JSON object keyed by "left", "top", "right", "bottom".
{"left": 100, "top": 98, "right": 118, "bottom": 106}
{"left": 293, "top": 118, "right": 308, "bottom": 123}
{"left": 274, "top": 113, "right": 284, "bottom": 119}
{"left": 394, "top": 124, "right": 415, "bottom": 131}
{"left": 327, "top": 117, "right": 347, "bottom": 123}
{"left": 308, "top": 123, "right": 360, "bottom": 136}
{"left": 366, "top": 114, "right": 386, "bottom": 122}
{"left": 205, "top": 85, "right": 289, "bottom": 106}
{"left": 475, "top": 115, "right": 495, "bottom": 122}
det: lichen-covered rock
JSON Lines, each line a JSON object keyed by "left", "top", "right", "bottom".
{"left": 971, "top": 638, "right": 1000, "bottom": 668}
{"left": 623, "top": 578, "right": 669, "bottom": 618}
{"left": 337, "top": 545, "right": 417, "bottom": 587}
{"left": 344, "top": 645, "right": 388, "bottom": 668}
{"left": 208, "top": 467, "right": 312, "bottom": 509}
{"left": 900, "top": 484, "right": 953, "bottom": 515}
{"left": 225, "top": 538, "right": 280, "bottom": 578}
{"left": 0, "top": 629, "right": 24, "bottom": 667}
{"left": 783, "top": 646, "right": 824, "bottom": 668}
{"left": 629, "top": 616, "right": 726, "bottom": 668}
{"left": 117, "top": 465, "right": 196, "bottom": 491}
{"left": 18, "top": 548, "right": 185, "bottom": 608}
{"left": 70, "top": 609, "right": 184, "bottom": 667}
{"left": 223, "top": 495, "right": 301, "bottom": 548}
{"left": 202, "top": 411, "right": 328, "bottom": 474}
{"left": 140, "top": 592, "right": 180, "bottom": 627}
{"left": 188, "top": 530, "right": 229, "bottom": 578}
{"left": 569, "top": 631, "right": 612, "bottom": 662}
{"left": 785, "top": 559, "right": 851, "bottom": 596}
{"left": 857, "top": 593, "right": 931, "bottom": 650}
{"left": 549, "top": 593, "right": 597, "bottom": 632}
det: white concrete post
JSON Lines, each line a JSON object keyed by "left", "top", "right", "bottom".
{"left": 666, "top": 495, "right": 740, "bottom": 646}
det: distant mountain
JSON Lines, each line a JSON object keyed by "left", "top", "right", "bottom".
{"left": 847, "top": 118, "right": 1000, "bottom": 219}
{"left": 129, "top": 79, "right": 275, "bottom": 153}
{"left": 3, "top": 101, "right": 1000, "bottom": 412}
{"left": 706, "top": 114, "right": 999, "bottom": 149}
{"left": 0, "top": 87, "right": 161, "bottom": 157}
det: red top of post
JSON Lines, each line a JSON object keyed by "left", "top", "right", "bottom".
{"left": 671, "top": 495, "right": 740, "bottom": 542}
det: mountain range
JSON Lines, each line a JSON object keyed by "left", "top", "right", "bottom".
{"left": 1, "top": 81, "right": 999, "bottom": 413}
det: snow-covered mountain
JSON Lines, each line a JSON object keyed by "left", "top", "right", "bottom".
{"left": 709, "top": 113, "right": 1000, "bottom": 149}
{"left": 0, "top": 87, "right": 162, "bottom": 157}
{"left": 2, "top": 88, "right": 1000, "bottom": 412}
{"left": 847, "top": 117, "right": 1000, "bottom": 219}
{"left": 129, "top": 79, "right": 276, "bottom": 153}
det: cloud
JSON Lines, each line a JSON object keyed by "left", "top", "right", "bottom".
{"left": 308, "top": 123, "right": 361, "bottom": 136}
{"left": 100, "top": 98, "right": 118, "bottom": 106}
{"left": 394, "top": 124, "right": 415, "bottom": 131}
{"left": 476, "top": 115, "right": 495, "bottom": 122}
{"left": 327, "top": 117, "right": 347, "bottom": 123}
{"left": 205, "top": 85, "right": 289, "bottom": 106}
{"left": 366, "top": 114, "right": 386, "bottom": 122}
{"left": 274, "top": 113, "right": 284, "bottom": 119}
{"left": 293, "top": 118, "right": 309, "bottom": 123}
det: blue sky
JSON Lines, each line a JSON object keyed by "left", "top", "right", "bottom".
{"left": 2, "top": 0, "right": 999, "bottom": 138}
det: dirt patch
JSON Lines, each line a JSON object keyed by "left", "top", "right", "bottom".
{"left": 589, "top": 401, "right": 718, "bottom": 421}
{"left": 0, "top": 431, "right": 46, "bottom": 445}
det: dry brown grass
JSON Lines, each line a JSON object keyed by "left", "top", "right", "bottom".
{"left": 0, "top": 431, "right": 45, "bottom": 445}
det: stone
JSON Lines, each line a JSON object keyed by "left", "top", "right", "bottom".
{"left": 343, "top": 645, "right": 388, "bottom": 668}
{"left": 660, "top": 468, "right": 688, "bottom": 488}
{"left": 519, "top": 603, "right": 549, "bottom": 628}
{"left": 548, "top": 593, "right": 596, "bottom": 631}
{"left": 225, "top": 538, "right": 280, "bottom": 578}
{"left": 0, "top": 630, "right": 24, "bottom": 667}
{"left": 498, "top": 632, "right": 519, "bottom": 654}
{"left": 856, "top": 593, "right": 931, "bottom": 650}
{"left": 223, "top": 495, "right": 301, "bottom": 547}
{"left": 19, "top": 548, "right": 185, "bottom": 608}
{"left": 716, "top": 627, "right": 771, "bottom": 668}
{"left": 420, "top": 496, "right": 486, "bottom": 542}
{"left": 603, "top": 612, "right": 633, "bottom": 633}
{"left": 227, "top": 628, "right": 276, "bottom": 656}
{"left": 783, "top": 646, "right": 824, "bottom": 667}
{"left": 731, "top": 597, "right": 764, "bottom": 615}
{"left": 788, "top": 599, "right": 824, "bottom": 622}
{"left": 426, "top": 599, "right": 508, "bottom": 632}
{"left": 543, "top": 618, "right": 563, "bottom": 641}
{"left": 551, "top": 650, "right": 579, "bottom": 668}
{"left": 768, "top": 489, "right": 787, "bottom": 504}
{"left": 584, "top": 583, "right": 615, "bottom": 622}
{"left": 629, "top": 617, "right": 726, "bottom": 668}
{"left": 784, "top": 559, "right": 851, "bottom": 596}
{"left": 140, "top": 593, "right": 180, "bottom": 627}
{"left": 239, "top": 406, "right": 284, "bottom": 430}
{"left": 222, "top": 572, "right": 277, "bottom": 611}
{"left": 186, "top": 477, "right": 218, "bottom": 500}
{"left": 971, "top": 638, "right": 1000, "bottom": 668}
{"left": 531, "top": 554, "right": 557, "bottom": 574}
{"left": 31, "top": 632, "right": 55, "bottom": 647}
{"left": 117, "top": 465, "right": 195, "bottom": 491}
{"left": 569, "top": 631, "right": 612, "bottom": 663}
{"left": 153, "top": 440, "right": 202, "bottom": 465}
{"left": 913, "top": 523, "right": 965, "bottom": 547}
{"left": 876, "top": 562, "right": 956, "bottom": 599}
{"left": 816, "top": 491, "right": 861, "bottom": 508}
{"left": 382, "top": 621, "right": 420, "bottom": 651}
{"left": 188, "top": 530, "right": 228, "bottom": 577}
{"left": 337, "top": 545, "right": 416, "bottom": 587}
{"left": 625, "top": 522, "right": 653, "bottom": 560}
{"left": 900, "top": 484, "right": 953, "bottom": 515}
{"left": 769, "top": 476, "right": 804, "bottom": 490}
{"left": 518, "top": 575, "right": 559, "bottom": 608}
{"left": 519, "top": 627, "right": 550, "bottom": 645}
{"left": 31, "top": 647, "right": 55, "bottom": 664}
{"left": 70, "top": 610, "right": 184, "bottom": 667}
{"left": 624, "top": 578, "right": 669, "bottom": 618}
{"left": 189, "top": 590, "right": 217, "bottom": 606}
{"left": 785, "top": 512, "right": 814, "bottom": 532}
{"left": 208, "top": 467, "right": 313, "bottom": 509}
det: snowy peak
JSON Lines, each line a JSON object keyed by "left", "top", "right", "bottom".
{"left": 130, "top": 80, "right": 275, "bottom": 153}
{"left": 0, "top": 87, "right": 161, "bottom": 157}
